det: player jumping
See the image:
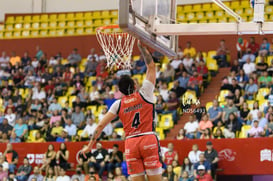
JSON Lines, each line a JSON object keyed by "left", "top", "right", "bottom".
{"left": 81, "top": 40, "right": 162, "bottom": 181}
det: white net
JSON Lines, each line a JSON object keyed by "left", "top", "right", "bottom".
{"left": 96, "top": 25, "right": 136, "bottom": 69}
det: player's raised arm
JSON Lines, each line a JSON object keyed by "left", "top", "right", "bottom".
{"left": 137, "top": 41, "right": 156, "bottom": 85}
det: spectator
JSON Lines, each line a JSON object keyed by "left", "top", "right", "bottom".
{"left": 113, "top": 167, "right": 127, "bottom": 181}
{"left": 170, "top": 57, "right": 182, "bottom": 70}
{"left": 188, "top": 144, "right": 202, "bottom": 165}
{"left": 236, "top": 69, "right": 249, "bottom": 88}
{"left": 208, "top": 100, "right": 223, "bottom": 126}
{"left": 107, "top": 144, "right": 123, "bottom": 174}
{"left": 0, "top": 155, "right": 9, "bottom": 171}
{"left": 244, "top": 77, "right": 258, "bottom": 100}
{"left": 32, "top": 84, "right": 46, "bottom": 101}
{"left": 32, "top": 131, "right": 45, "bottom": 143}
{"left": 64, "top": 118, "right": 77, "bottom": 137}
{"left": 213, "top": 40, "right": 229, "bottom": 67}
{"left": 3, "top": 143, "right": 18, "bottom": 173}
{"left": 163, "top": 63, "right": 175, "bottom": 82}
{"left": 247, "top": 37, "right": 260, "bottom": 57}
{"left": 248, "top": 101, "right": 260, "bottom": 122}
{"left": 180, "top": 171, "right": 191, "bottom": 181}
{"left": 248, "top": 120, "right": 265, "bottom": 138}
{"left": 184, "top": 114, "right": 199, "bottom": 139}
{"left": 0, "top": 118, "right": 13, "bottom": 138}
{"left": 35, "top": 46, "right": 43, "bottom": 60}
{"left": 254, "top": 111, "right": 268, "bottom": 129}
{"left": 27, "top": 166, "right": 43, "bottom": 181}
{"left": 88, "top": 142, "right": 109, "bottom": 178}
{"left": 16, "top": 157, "right": 32, "bottom": 181}
{"left": 214, "top": 128, "right": 225, "bottom": 139}
{"left": 56, "top": 168, "right": 70, "bottom": 181}
{"left": 259, "top": 38, "right": 270, "bottom": 57}
{"left": 67, "top": 48, "right": 82, "bottom": 67}
{"left": 43, "top": 167, "right": 56, "bottom": 181}
{"left": 172, "top": 160, "right": 181, "bottom": 178}
{"left": 132, "top": 57, "right": 146, "bottom": 74}
{"left": 71, "top": 166, "right": 85, "bottom": 181}
{"left": 48, "top": 98, "right": 62, "bottom": 113}
{"left": 13, "top": 118, "right": 28, "bottom": 141}
{"left": 183, "top": 41, "right": 196, "bottom": 58}
{"left": 159, "top": 82, "right": 170, "bottom": 102}
{"left": 162, "top": 165, "right": 178, "bottom": 181}
{"left": 84, "top": 167, "right": 99, "bottom": 181}
{"left": 164, "top": 143, "right": 178, "bottom": 166}
{"left": 222, "top": 98, "right": 238, "bottom": 123}
{"left": 240, "top": 48, "right": 256, "bottom": 66}
{"left": 10, "top": 131, "right": 21, "bottom": 143}
{"left": 181, "top": 157, "right": 194, "bottom": 180}
{"left": 0, "top": 51, "right": 10, "bottom": 68}
{"left": 200, "top": 128, "right": 214, "bottom": 139}
{"left": 77, "top": 145, "right": 92, "bottom": 174}
{"left": 256, "top": 56, "right": 268, "bottom": 74}
{"left": 193, "top": 153, "right": 211, "bottom": 178}
{"left": 182, "top": 53, "right": 194, "bottom": 73}
{"left": 197, "top": 61, "right": 208, "bottom": 79}
{"left": 204, "top": 141, "right": 219, "bottom": 178}
{"left": 50, "top": 121, "right": 63, "bottom": 140}
{"left": 177, "top": 71, "right": 189, "bottom": 93}
{"left": 81, "top": 118, "right": 97, "bottom": 140}
{"left": 243, "top": 57, "right": 256, "bottom": 75}
{"left": 195, "top": 165, "right": 213, "bottom": 181}
{"left": 223, "top": 113, "right": 241, "bottom": 138}
{"left": 187, "top": 71, "right": 203, "bottom": 97}
{"left": 21, "top": 51, "right": 31, "bottom": 66}
{"left": 55, "top": 143, "right": 70, "bottom": 175}
{"left": 198, "top": 114, "right": 213, "bottom": 138}
{"left": 71, "top": 106, "right": 85, "bottom": 129}
{"left": 175, "top": 128, "right": 186, "bottom": 140}
{"left": 258, "top": 71, "right": 271, "bottom": 88}
{"left": 5, "top": 108, "right": 16, "bottom": 127}
{"left": 0, "top": 165, "right": 8, "bottom": 181}
{"left": 56, "top": 129, "right": 70, "bottom": 142}
{"left": 267, "top": 113, "right": 273, "bottom": 137}
{"left": 165, "top": 91, "right": 180, "bottom": 124}
{"left": 240, "top": 102, "right": 250, "bottom": 125}
{"left": 236, "top": 38, "right": 248, "bottom": 59}
{"left": 155, "top": 95, "right": 166, "bottom": 114}
{"left": 40, "top": 144, "right": 56, "bottom": 173}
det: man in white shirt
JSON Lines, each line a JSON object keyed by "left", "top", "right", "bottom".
{"left": 0, "top": 155, "right": 9, "bottom": 171}
{"left": 184, "top": 115, "right": 199, "bottom": 139}
{"left": 87, "top": 48, "right": 99, "bottom": 62}
{"left": 64, "top": 119, "right": 77, "bottom": 137}
{"left": 56, "top": 168, "right": 70, "bottom": 181}
{"left": 81, "top": 118, "right": 97, "bottom": 138}
{"left": 188, "top": 144, "right": 202, "bottom": 164}
{"left": 170, "top": 57, "right": 182, "bottom": 70}
{"left": 243, "top": 57, "right": 256, "bottom": 75}
{"left": 0, "top": 51, "right": 10, "bottom": 68}
{"left": 32, "top": 84, "right": 46, "bottom": 100}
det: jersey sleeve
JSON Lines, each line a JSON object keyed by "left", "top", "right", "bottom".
{"left": 139, "top": 80, "right": 155, "bottom": 103}
{"left": 109, "top": 99, "right": 121, "bottom": 115}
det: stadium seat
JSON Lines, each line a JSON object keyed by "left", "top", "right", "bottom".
{"left": 177, "top": 14, "right": 186, "bottom": 22}
{"left": 15, "top": 16, "right": 23, "bottom": 23}
{"left": 75, "top": 12, "right": 84, "bottom": 20}
{"left": 6, "top": 16, "right": 15, "bottom": 24}
{"left": 67, "top": 13, "right": 75, "bottom": 20}
{"left": 114, "top": 128, "right": 124, "bottom": 137}
{"left": 86, "top": 76, "right": 96, "bottom": 87}
{"left": 40, "top": 14, "right": 48, "bottom": 22}
{"left": 67, "top": 21, "right": 75, "bottom": 28}
{"left": 206, "top": 59, "right": 218, "bottom": 71}
{"left": 49, "top": 29, "right": 56, "bottom": 36}
{"left": 241, "top": 0, "right": 250, "bottom": 8}
{"left": 239, "top": 125, "right": 252, "bottom": 138}
{"left": 97, "top": 105, "right": 107, "bottom": 115}
{"left": 159, "top": 114, "right": 174, "bottom": 130}
{"left": 58, "top": 96, "right": 68, "bottom": 107}
{"left": 32, "top": 22, "right": 40, "bottom": 29}
{"left": 27, "top": 130, "right": 39, "bottom": 142}
{"left": 76, "top": 28, "right": 84, "bottom": 35}
{"left": 110, "top": 10, "right": 118, "bottom": 17}
{"left": 244, "top": 8, "right": 253, "bottom": 16}
{"left": 101, "top": 11, "right": 110, "bottom": 18}
{"left": 215, "top": 10, "right": 225, "bottom": 18}
{"left": 193, "top": 4, "right": 202, "bottom": 12}
{"left": 23, "top": 23, "right": 31, "bottom": 30}
{"left": 40, "top": 22, "right": 48, "bottom": 29}
{"left": 93, "top": 19, "right": 102, "bottom": 26}
{"left": 156, "top": 127, "right": 165, "bottom": 140}
{"left": 57, "top": 29, "right": 65, "bottom": 36}
{"left": 103, "top": 19, "right": 111, "bottom": 25}
{"left": 235, "top": 8, "right": 244, "bottom": 16}
{"left": 259, "top": 100, "right": 269, "bottom": 112}
{"left": 85, "top": 20, "right": 93, "bottom": 27}
{"left": 85, "top": 28, "right": 94, "bottom": 34}
{"left": 69, "top": 96, "right": 77, "bottom": 107}
{"left": 206, "top": 101, "right": 213, "bottom": 111}
{"left": 66, "top": 28, "right": 75, "bottom": 35}
{"left": 76, "top": 21, "right": 84, "bottom": 27}
{"left": 256, "top": 88, "right": 270, "bottom": 101}
{"left": 202, "top": 4, "right": 211, "bottom": 11}
{"left": 265, "top": 6, "right": 273, "bottom": 14}
{"left": 49, "top": 21, "right": 57, "bottom": 29}
{"left": 182, "top": 90, "right": 198, "bottom": 105}
{"left": 32, "top": 15, "right": 40, "bottom": 22}
{"left": 13, "top": 31, "right": 20, "bottom": 38}
{"left": 183, "top": 5, "right": 192, "bottom": 12}
{"left": 58, "top": 21, "right": 66, "bottom": 28}
{"left": 5, "top": 24, "right": 13, "bottom": 31}
{"left": 58, "top": 14, "right": 66, "bottom": 21}
{"left": 93, "top": 11, "right": 101, "bottom": 18}
{"left": 78, "top": 130, "right": 88, "bottom": 138}
{"left": 84, "top": 12, "right": 92, "bottom": 19}
{"left": 267, "top": 56, "right": 273, "bottom": 65}
{"left": 31, "top": 30, "right": 39, "bottom": 37}
{"left": 247, "top": 100, "right": 255, "bottom": 110}
{"left": 66, "top": 87, "right": 75, "bottom": 96}
{"left": 211, "top": 3, "right": 221, "bottom": 10}
{"left": 49, "top": 14, "right": 57, "bottom": 21}
{"left": 132, "top": 74, "right": 143, "bottom": 85}
{"left": 187, "top": 13, "right": 195, "bottom": 21}
{"left": 22, "top": 30, "right": 30, "bottom": 37}
{"left": 218, "top": 90, "right": 230, "bottom": 102}
{"left": 231, "top": 1, "right": 240, "bottom": 8}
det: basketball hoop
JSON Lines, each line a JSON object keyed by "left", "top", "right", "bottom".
{"left": 96, "top": 24, "right": 136, "bottom": 69}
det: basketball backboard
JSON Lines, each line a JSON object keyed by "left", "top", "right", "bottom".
{"left": 119, "top": 0, "right": 177, "bottom": 57}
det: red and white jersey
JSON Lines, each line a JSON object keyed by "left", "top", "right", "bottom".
{"left": 109, "top": 80, "right": 155, "bottom": 138}
{"left": 164, "top": 151, "right": 177, "bottom": 165}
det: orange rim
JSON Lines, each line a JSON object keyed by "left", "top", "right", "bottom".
{"left": 96, "top": 24, "right": 120, "bottom": 32}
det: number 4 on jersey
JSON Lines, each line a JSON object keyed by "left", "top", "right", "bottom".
{"left": 132, "top": 112, "right": 140, "bottom": 128}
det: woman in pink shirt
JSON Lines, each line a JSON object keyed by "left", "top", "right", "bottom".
{"left": 198, "top": 114, "right": 213, "bottom": 138}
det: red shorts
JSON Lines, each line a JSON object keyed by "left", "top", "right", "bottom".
{"left": 125, "top": 134, "right": 162, "bottom": 175}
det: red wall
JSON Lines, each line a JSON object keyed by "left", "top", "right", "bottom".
{"left": 0, "top": 34, "right": 272, "bottom": 61}
{"left": 1, "top": 138, "right": 273, "bottom": 175}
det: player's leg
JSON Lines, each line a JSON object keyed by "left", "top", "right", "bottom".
{"left": 125, "top": 138, "right": 146, "bottom": 181}
{"left": 140, "top": 135, "right": 163, "bottom": 181}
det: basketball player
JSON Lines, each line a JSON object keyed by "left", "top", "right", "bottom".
{"left": 81, "top": 41, "right": 162, "bottom": 181}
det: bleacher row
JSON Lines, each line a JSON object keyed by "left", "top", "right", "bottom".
{"left": 0, "top": 0, "right": 272, "bottom": 39}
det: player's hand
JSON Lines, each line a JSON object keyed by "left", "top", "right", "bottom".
{"left": 80, "top": 144, "right": 92, "bottom": 158}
